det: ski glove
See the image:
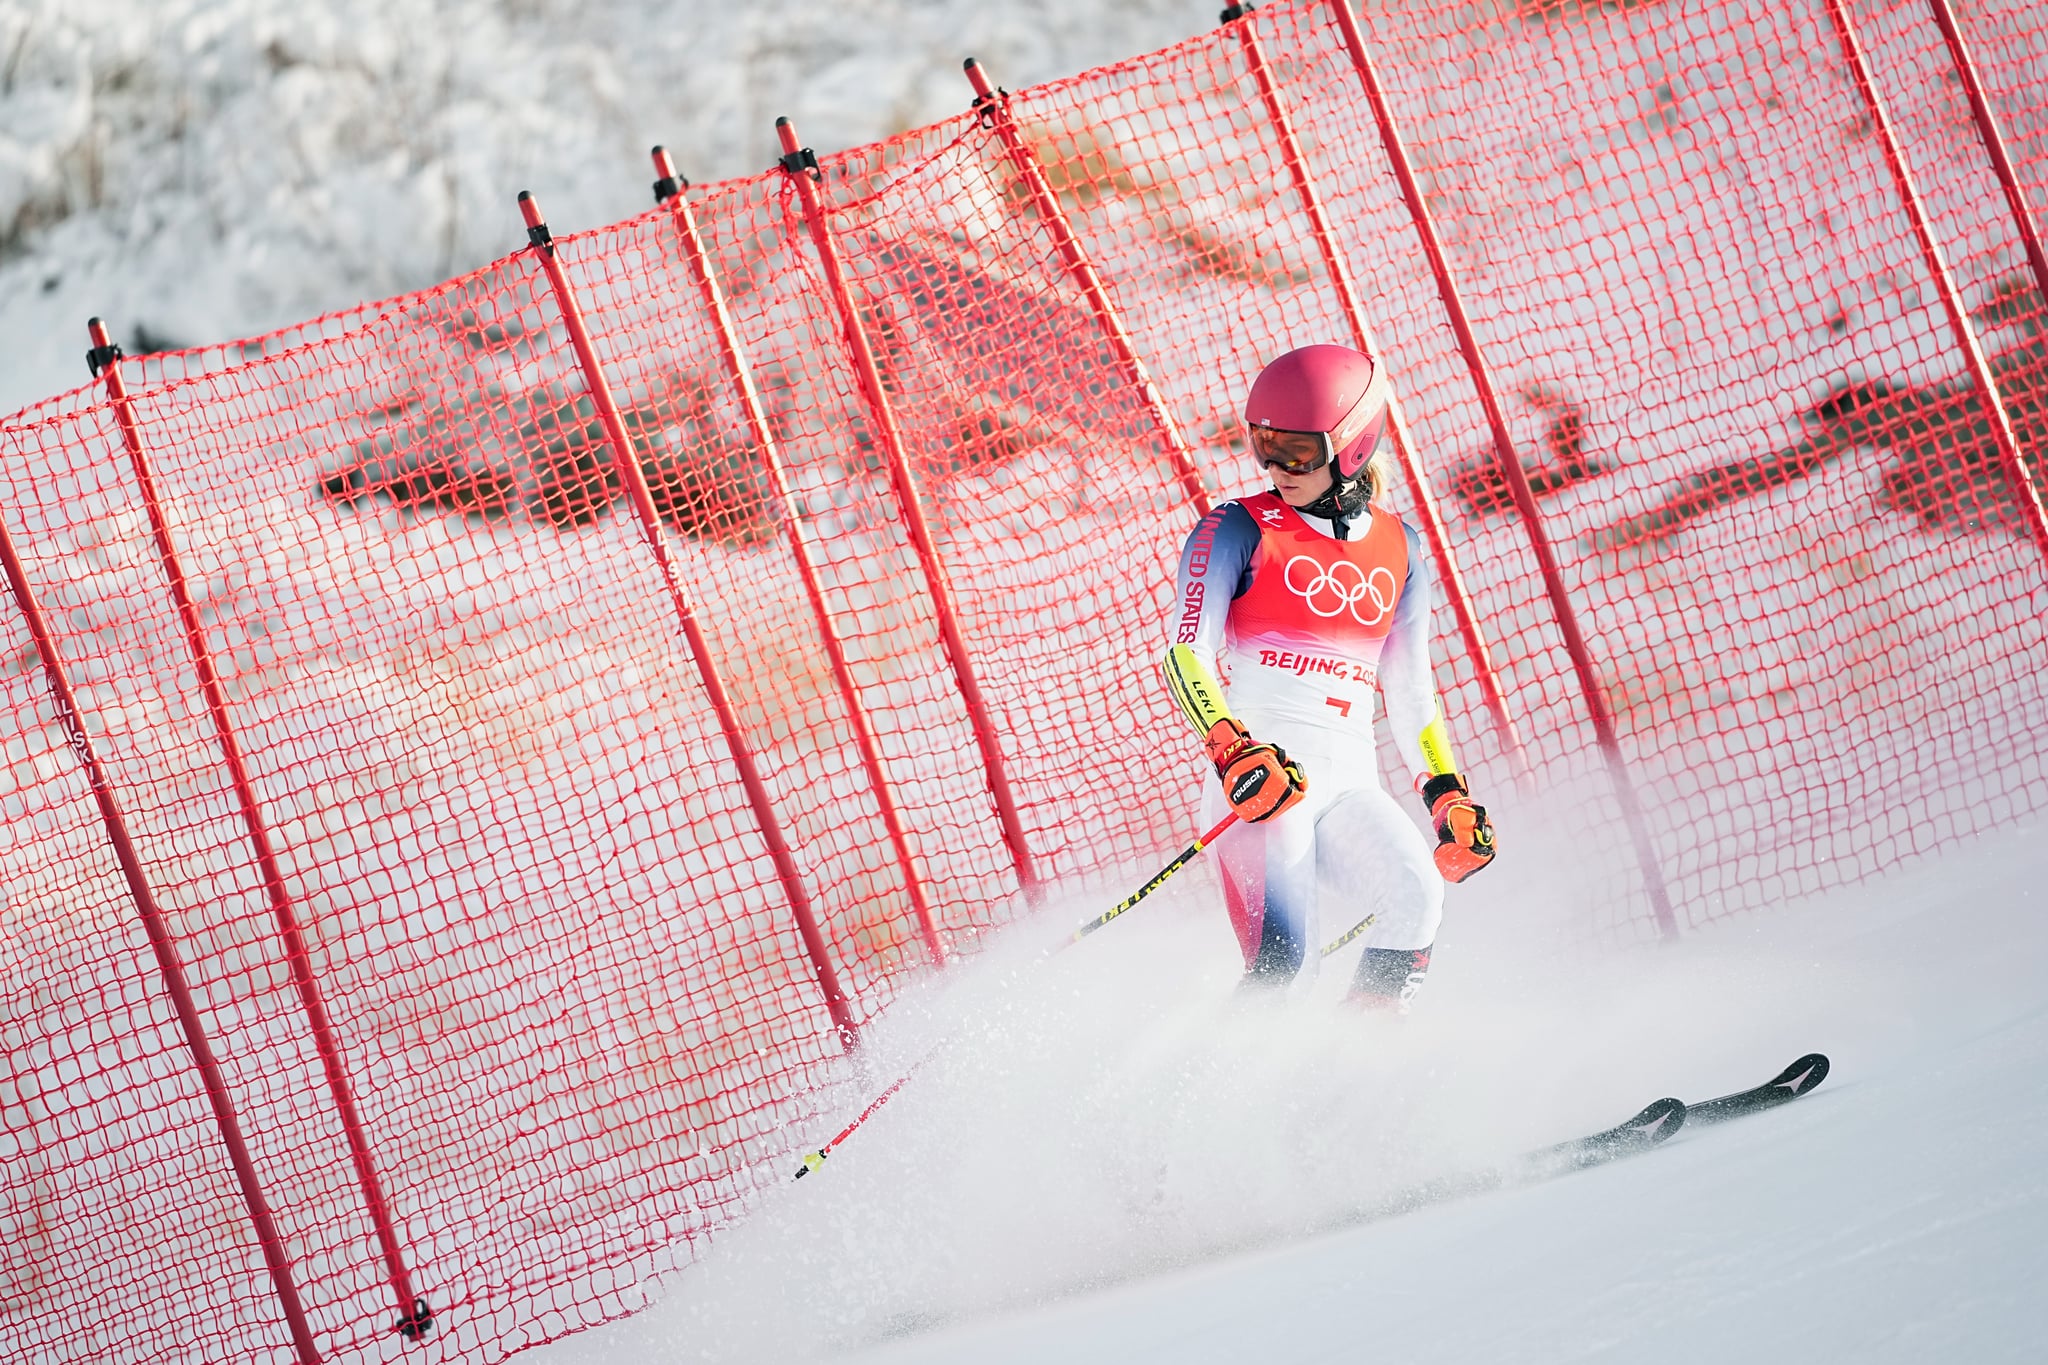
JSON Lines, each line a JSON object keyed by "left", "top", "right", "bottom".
{"left": 1420, "top": 773, "right": 1495, "bottom": 882}
{"left": 1204, "top": 718, "right": 1306, "bottom": 823}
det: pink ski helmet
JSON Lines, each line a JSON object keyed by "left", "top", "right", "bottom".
{"left": 1244, "top": 344, "right": 1392, "bottom": 486}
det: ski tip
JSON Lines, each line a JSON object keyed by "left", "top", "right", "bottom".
{"left": 1625, "top": 1096, "right": 1688, "bottom": 1142}
{"left": 1768, "top": 1053, "right": 1830, "bottom": 1098}
{"left": 1546, "top": 1095, "right": 1687, "bottom": 1170}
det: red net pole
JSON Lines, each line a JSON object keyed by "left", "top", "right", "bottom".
{"left": 1325, "top": 0, "right": 1680, "bottom": 939}
{"left": 962, "top": 58, "right": 1213, "bottom": 517}
{"left": 1222, "top": 8, "right": 1530, "bottom": 786}
{"left": 84, "top": 320, "right": 435, "bottom": 1339}
{"left": 0, "top": 476, "right": 325, "bottom": 1365}
{"left": 650, "top": 147, "right": 947, "bottom": 980}
{"left": 1923, "top": 0, "right": 2048, "bottom": 329}
{"left": 1823, "top": 0, "right": 2048, "bottom": 564}
{"left": 517, "top": 189, "right": 874, "bottom": 1024}
{"left": 774, "top": 116, "right": 1040, "bottom": 902}
{"left": 1842, "top": 0, "right": 2048, "bottom": 567}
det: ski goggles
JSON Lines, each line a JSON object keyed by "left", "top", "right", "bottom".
{"left": 1249, "top": 424, "right": 1334, "bottom": 475}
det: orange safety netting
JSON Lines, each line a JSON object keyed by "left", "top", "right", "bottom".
{"left": 0, "top": 1, "right": 2043, "bottom": 1360}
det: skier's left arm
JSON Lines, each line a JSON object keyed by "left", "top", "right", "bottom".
{"left": 1380, "top": 523, "right": 1496, "bottom": 881}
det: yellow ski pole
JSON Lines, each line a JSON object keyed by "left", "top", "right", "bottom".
{"left": 1320, "top": 912, "right": 1377, "bottom": 958}
{"left": 1060, "top": 812, "right": 1240, "bottom": 947}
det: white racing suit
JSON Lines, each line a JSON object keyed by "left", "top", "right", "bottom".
{"left": 1165, "top": 491, "right": 1457, "bottom": 1003}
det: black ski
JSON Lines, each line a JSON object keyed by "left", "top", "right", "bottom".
{"left": 1360, "top": 1094, "right": 1688, "bottom": 1220}
{"left": 1684, "top": 1052, "right": 1830, "bottom": 1128}
{"left": 1540, "top": 1096, "right": 1687, "bottom": 1170}
{"left": 1366, "top": 1055, "right": 1824, "bottom": 1219}
{"left": 1289, "top": 1061, "right": 1822, "bottom": 1249}
{"left": 1523, "top": 1094, "right": 1688, "bottom": 1174}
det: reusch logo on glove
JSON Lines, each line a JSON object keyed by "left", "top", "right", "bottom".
{"left": 1230, "top": 769, "right": 1268, "bottom": 804}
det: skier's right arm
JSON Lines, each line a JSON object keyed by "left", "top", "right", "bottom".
{"left": 1160, "top": 503, "right": 1303, "bottom": 824}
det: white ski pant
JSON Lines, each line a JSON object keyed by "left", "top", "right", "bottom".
{"left": 1200, "top": 726, "right": 1443, "bottom": 981}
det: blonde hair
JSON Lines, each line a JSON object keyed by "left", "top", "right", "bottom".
{"left": 1361, "top": 447, "right": 1394, "bottom": 507}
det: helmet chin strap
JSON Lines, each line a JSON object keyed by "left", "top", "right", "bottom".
{"left": 1294, "top": 469, "right": 1372, "bottom": 536}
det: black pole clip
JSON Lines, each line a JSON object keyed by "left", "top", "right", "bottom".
{"left": 778, "top": 145, "right": 819, "bottom": 178}
{"left": 526, "top": 220, "right": 554, "bottom": 253}
{"left": 394, "top": 1295, "right": 435, "bottom": 1340}
{"left": 86, "top": 337, "right": 124, "bottom": 378}
{"left": 1220, "top": 2, "right": 1255, "bottom": 21}
{"left": 971, "top": 85, "right": 1008, "bottom": 126}
{"left": 653, "top": 171, "right": 688, "bottom": 204}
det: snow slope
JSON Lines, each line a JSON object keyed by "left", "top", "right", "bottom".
{"left": 519, "top": 806, "right": 2048, "bottom": 1363}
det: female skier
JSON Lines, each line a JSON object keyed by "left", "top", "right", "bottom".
{"left": 1163, "top": 343, "right": 1494, "bottom": 1009}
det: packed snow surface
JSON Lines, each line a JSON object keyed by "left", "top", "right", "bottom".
{"left": 515, "top": 809, "right": 2048, "bottom": 1363}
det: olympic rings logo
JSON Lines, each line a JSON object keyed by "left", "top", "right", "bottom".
{"left": 1283, "top": 555, "right": 1398, "bottom": 626}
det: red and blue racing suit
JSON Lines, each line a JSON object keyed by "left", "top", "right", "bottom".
{"left": 1167, "top": 491, "right": 1451, "bottom": 998}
